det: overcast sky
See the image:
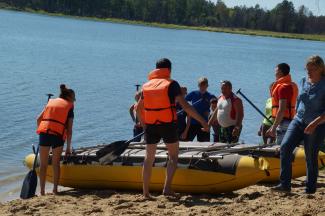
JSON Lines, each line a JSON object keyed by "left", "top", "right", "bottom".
{"left": 211, "top": 0, "right": 325, "bottom": 16}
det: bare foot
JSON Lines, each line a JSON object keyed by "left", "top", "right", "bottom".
{"left": 40, "top": 190, "right": 45, "bottom": 196}
{"left": 142, "top": 193, "right": 155, "bottom": 201}
{"left": 162, "top": 190, "right": 178, "bottom": 197}
{"left": 53, "top": 189, "right": 58, "bottom": 195}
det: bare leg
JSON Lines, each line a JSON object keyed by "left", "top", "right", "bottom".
{"left": 142, "top": 144, "right": 157, "bottom": 198}
{"left": 39, "top": 146, "right": 50, "bottom": 196}
{"left": 163, "top": 142, "right": 179, "bottom": 195}
{"left": 52, "top": 146, "right": 63, "bottom": 194}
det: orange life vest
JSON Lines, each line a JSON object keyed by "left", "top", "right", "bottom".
{"left": 142, "top": 68, "right": 177, "bottom": 125}
{"left": 37, "top": 98, "right": 73, "bottom": 140}
{"left": 271, "top": 74, "right": 298, "bottom": 120}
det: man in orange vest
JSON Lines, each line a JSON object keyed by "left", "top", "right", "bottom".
{"left": 266, "top": 63, "right": 298, "bottom": 145}
{"left": 136, "top": 58, "right": 209, "bottom": 198}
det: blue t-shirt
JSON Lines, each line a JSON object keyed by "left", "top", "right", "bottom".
{"left": 185, "top": 90, "right": 216, "bottom": 125}
{"left": 295, "top": 77, "right": 325, "bottom": 124}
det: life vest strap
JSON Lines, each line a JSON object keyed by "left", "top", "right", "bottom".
{"left": 41, "top": 119, "right": 66, "bottom": 126}
{"left": 145, "top": 105, "right": 176, "bottom": 111}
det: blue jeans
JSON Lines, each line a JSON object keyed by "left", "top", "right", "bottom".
{"left": 280, "top": 118, "right": 325, "bottom": 191}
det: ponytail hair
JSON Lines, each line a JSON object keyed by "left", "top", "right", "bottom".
{"left": 59, "top": 84, "right": 75, "bottom": 101}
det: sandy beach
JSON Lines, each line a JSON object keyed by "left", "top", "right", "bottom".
{"left": 1, "top": 170, "right": 324, "bottom": 216}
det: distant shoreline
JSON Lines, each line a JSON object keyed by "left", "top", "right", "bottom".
{"left": 1, "top": 6, "right": 325, "bottom": 42}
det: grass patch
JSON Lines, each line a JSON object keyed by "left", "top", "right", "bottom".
{"left": 1, "top": 6, "right": 325, "bottom": 42}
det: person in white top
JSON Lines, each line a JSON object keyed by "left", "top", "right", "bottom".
{"left": 208, "top": 80, "right": 244, "bottom": 143}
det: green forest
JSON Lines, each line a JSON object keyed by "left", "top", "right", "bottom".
{"left": 1, "top": 0, "right": 325, "bottom": 34}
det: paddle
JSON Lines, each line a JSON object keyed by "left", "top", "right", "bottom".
{"left": 202, "top": 143, "right": 274, "bottom": 158}
{"left": 20, "top": 93, "right": 53, "bottom": 199}
{"left": 236, "top": 89, "right": 273, "bottom": 125}
{"left": 97, "top": 98, "right": 204, "bottom": 164}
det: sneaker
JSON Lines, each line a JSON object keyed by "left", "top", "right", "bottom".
{"left": 271, "top": 184, "right": 291, "bottom": 193}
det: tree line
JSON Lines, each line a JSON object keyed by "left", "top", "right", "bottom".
{"left": 2, "top": 0, "right": 325, "bottom": 34}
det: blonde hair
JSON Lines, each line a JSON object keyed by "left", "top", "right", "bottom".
{"left": 198, "top": 77, "right": 208, "bottom": 85}
{"left": 306, "top": 55, "right": 325, "bottom": 76}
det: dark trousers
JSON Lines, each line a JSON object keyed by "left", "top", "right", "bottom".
{"left": 187, "top": 124, "right": 210, "bottom": 142}
{"left": 218, "top": 126, "right": 241, "bottom": 143}
{"left": 280, "top": 118, "right": 325, "bottom": 192}
{"left": 133, "top": 126, "right": 143, "bottom": 142}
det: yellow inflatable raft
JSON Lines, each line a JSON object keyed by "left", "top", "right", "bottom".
{"left": 24, "top": 146, "right": 269, "bottom": 194}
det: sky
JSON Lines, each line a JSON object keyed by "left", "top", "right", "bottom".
{"left": 212, "top": 0, "right": 325, "bottom": 16}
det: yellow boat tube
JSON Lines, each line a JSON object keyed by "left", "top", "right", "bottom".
{"left": 24, "top": 148, "right": 269, "bottom": 194}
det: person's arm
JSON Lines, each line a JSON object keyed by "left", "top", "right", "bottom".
{"left": 129, "top": 104, "right": 136, "bottom": 123}
{"left": 232, "top": 99, "right": 244, "bottom": 136}
{"left": 65, "top": 118, "right": 73, "bottom": 155}
{"left": 176, "top": 95, "right": 209, "bottom": 131}
{"left": 304, "top": 114, "right": 325, "bottom": 135}
{"left": 266, "top": 99, "right": 286, "bottom": 137}
{"left": 136, "top": 98, "right": 146, "bottom": 129}
{"left": 181, "top": 116, "right": 191, "bottom": 140}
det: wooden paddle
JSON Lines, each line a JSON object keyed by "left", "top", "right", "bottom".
{"left": 97, "top": 98, "right": 204, "bottom": 164}
{"left": 20, "top": 93, "right": 53, "bottom": 199}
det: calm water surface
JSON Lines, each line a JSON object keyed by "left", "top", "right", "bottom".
{"left": 1, "top": 9, "right": 324, "bottom": 202}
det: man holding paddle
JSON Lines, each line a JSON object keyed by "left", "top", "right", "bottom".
{"left": 136, "top": 58, "right": 209, "bottom": 198}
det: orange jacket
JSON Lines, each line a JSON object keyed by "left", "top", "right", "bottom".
{"left": 271, "top": 74, "right": 298, "bottom": 120}
{"left": 37, "top": 98, "right": 73, "bottom": 140}
{"left": 142, "top": 68, "right": 177, "bottom": 125}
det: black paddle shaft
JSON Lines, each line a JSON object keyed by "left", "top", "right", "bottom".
{"left": 236, "top": 89, "right": 273, "bottom": 125}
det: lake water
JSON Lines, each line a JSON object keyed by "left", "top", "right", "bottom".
{"left": 1, "top": 9, "right": 324, "bottom": 202}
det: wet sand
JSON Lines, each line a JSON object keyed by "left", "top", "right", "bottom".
{"left": 1, "top": 170, "right": 325, "bottom": 216}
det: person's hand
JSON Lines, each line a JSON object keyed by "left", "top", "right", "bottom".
{"left": 181, "top": 131, "right": 188, "bottom": 140}
{"left": 257, "top": 129, "right": 262, "bottom": 136}
{"left": 65, "top": 147, "right": 72, "bottom": 157}
{"left": 266, "top": 125, "right": 276, "bottom": 138}
{"left": 135, "top": 122, "right": 142, "bottom": 128}
{"left": 304, "top": 121, "right": 318, "bottom": 135}
{"left": 201, "top": 121, "right": 210, "bottom": 132}
{"left": 232, "top": 127, "right": 240, "bottom": 137}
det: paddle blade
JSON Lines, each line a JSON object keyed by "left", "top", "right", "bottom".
{"left": 20, "top": 170, "right": 38, "bottom": 199}
{"left": 96, "top": 140, "right": 128, "bottom": 165}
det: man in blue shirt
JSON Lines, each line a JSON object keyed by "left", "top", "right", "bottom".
{"left": 185, "top": 77, "right": 216, "bottom": 141}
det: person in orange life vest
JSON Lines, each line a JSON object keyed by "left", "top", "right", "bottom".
{"left": 209, "top": 98, "right": 220, "bottom": 142}
{"left": 136, "top": 58, "right": 209, "bottom": 198}
{"left": 36, "top": 84, "right": 75, "bottom": 195}
{"left": 129, "top": 91, "right": 143, "bottom": 142}
{"left": 266, "top": 63, "right": 298, "bottom": 145}
{"left": 208, "top": 81, "right": 244, "bottom": 143}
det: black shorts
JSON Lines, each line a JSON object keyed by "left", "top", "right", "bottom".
{"left": 145, "top": 123, "right": 179, "bottom": 144}
{"left": 39, "top": 133, "right": 64, "bottom": 149}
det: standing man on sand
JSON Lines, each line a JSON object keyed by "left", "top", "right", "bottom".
{"left": 266, "top": 63, "right": 298, "bottom": 145}
{"left": 136, "top": 58, "right": 209, "bottom": 198}
{"left": 208, "top": 81, "right": 244, "bottom": 143}
{"left": 185, "top": 77, "right": 216, "bottom": 141}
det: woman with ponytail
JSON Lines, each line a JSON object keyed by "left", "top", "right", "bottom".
{"left": 36, "top": 84, "right": 75, "bottom": 195}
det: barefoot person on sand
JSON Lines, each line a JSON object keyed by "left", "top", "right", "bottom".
{"left": 273, "top": 55, "right": 325, "bottom": 194}
{"left": 36, "top": 84, "right": 75, "bottom": 195}
{"left": 136, "top": 58, "right": 209, "bottom": 198}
